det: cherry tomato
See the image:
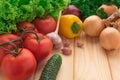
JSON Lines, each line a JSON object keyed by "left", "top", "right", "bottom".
{"left": 32, "top": 16, "right": 56, "bottom": 35}
{"left": 0, "top": 34, "right": 19, "bottom": 64}
{"left": 23, "top": 33, "right": 53, "bottom": 61}
{"left": 1, "top": 48, "right": 37, "bottom": 80}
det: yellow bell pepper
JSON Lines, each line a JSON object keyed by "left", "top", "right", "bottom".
{"left": 59, "top": 14, "right": 83, "bottom": 38}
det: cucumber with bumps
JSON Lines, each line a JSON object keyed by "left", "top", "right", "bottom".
{"left": 39, "top": 54, "right": 62, "bottom": 80}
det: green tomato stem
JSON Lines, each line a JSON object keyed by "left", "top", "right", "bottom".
{"left": 25, "top": 31, "right": 42, "bottom": 42}
{"left": 0, "top": 40, "right": 20, "bottom": 57}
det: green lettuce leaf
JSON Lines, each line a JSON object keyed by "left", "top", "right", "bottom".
{"left": 0, "top": 0, "right": 68, "bottom": 34}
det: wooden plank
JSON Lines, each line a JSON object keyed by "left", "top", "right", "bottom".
{"left": 1, "top": 32, "right": 118, "bottom": 80}
{"left": 107, "top": 50, "right": 120, "bottom": 80}
{"left": 34, "top": 39, "right": 74, "bottom": 80}
{"left": 74, "top": 32, "right": 112, "bottom": 80}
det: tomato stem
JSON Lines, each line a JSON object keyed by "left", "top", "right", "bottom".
{"left": 0, "top": 39, "right": 20, "bottom": 46}
{"left": 7, "top": 43, "right": 19, "bottom": 57}
{"left": 24, "top": 31, "right": 42, "bottom": 42}
{"left": 17, "top": 26, "right": 36, "bottom": 32}
{"left": 0, "top": 31, "right": 42, "bottom": 56}
{"left": 0, "top": 38, "right": 23, "bottom": 57}
{"left": 32, "top": 31, "right": 42, "bottom": 42}
{"left": 0, "top": 41, "right": 20, "bottom": 56}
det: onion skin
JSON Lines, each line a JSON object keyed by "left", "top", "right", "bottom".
{"left": 83, "top": 15, "right": 104, "bottom": 37}
{"left": 62, "top": 5, "right": 82, "bottom": 19}
{"left": 98, "top": 4, "right": 118, "bottom": 17}
{"left": 100, "top": 27, "right": 120, "bottom": 50}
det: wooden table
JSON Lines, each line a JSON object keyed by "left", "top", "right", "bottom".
{"left": 0, "top": 32, "right": 120, "bottom": 80}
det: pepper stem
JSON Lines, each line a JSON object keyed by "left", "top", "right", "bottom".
{"left": 71, "top": 22, "right": 81, "bottom": 34}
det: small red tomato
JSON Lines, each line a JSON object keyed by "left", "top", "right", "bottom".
{"left": 32, "top": 16, "right": 56, "bottom": 35}
{"left": 0, "top": 34, "right": 19, "bottom": 64}
{"left": 23, "top": 33, "right": 53, "bottom": 61}
{"left": 17, "top": 21, "right": 38, "bottom": 40}
{"left": 17, "top": 21, "right": 38, "bottom": 32}
{"left": 1, "top": 48, "right": 37, "bottom": 80}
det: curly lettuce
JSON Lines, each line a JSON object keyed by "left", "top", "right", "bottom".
{"left": 0, "top": 0, "right": 68, "bottom": 34}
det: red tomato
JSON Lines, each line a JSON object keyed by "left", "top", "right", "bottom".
{"left": 17, "top": 21, "right": 38, "bottom": 40}
{"left": 0, "top": 34, "right": 19, "bottom": 64}
{"left": 1, "top": 48, "right": 37, "bottom": 80}
{"left": 32, "top": 16, "right": 57, "bottom": 35}
{"left": 17, "top": 21, "right": 38, "bottom": 32}
{"left": 23, "top": 33, "right": 53, "bottom": 61}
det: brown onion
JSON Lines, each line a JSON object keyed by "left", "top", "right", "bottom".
{"left": 100, "top": 27, "right": 120, "bottom": 50}
{"left": 98, "top": 4, "right": 118, "bottom": 17}
{"left": 83, "top": 15, "right": 104, "bottom": 37}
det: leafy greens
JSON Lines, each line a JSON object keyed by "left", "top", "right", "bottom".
{"left": 0, "top": 0, "right": 68, "bottom": 34}
{"left": 71, "top": 0, "right": 120, "bottom": 20}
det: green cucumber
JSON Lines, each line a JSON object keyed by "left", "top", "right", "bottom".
{"left": 39, "top": 54, "right": 62, "bottom": 80}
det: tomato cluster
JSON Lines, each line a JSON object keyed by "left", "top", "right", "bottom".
{"left": 0, "top": 16, "right": 56, "bottom": 80}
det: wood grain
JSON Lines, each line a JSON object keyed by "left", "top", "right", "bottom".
{"left": 107, "top": 50, "right": 120, "bottom": 80}
{"left": 74, "top": 32, "right": 112, "bottom": 80}
{"left": 1, "top": 32, "right": 120, "bottom": 80}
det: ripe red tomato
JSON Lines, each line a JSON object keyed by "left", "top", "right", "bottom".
{"left": 1, "top": 48, "right": 37, "bottom": 80}
{"left": 16, "top": 21, "right": 38, "bottom": 40}
{"left": 32, "top": 16, "right": 57, "bottom": 35}
{"left": 23, "top": 33, "right": 53, "bottom": 61}
{"left": 0, "top": 34, "right": 19, "bottom": 64}
{"left": 17, "top": 21, "right": 38, "bottom": 32}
